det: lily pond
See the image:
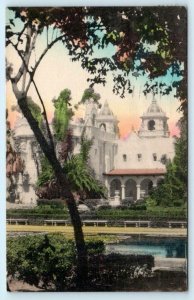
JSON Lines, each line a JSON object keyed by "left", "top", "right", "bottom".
{"left": 106, "top": 235, "right": 187, "bottom": 258}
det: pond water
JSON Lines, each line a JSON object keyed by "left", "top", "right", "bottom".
{"left": 106, "top": 235, "right": 187, "bottom": 258}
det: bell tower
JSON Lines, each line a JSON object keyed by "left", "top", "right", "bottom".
{"left": 138, "top": 97, "right": 170, "bottom": 138}
{"left": 95, "top": 100, "right": 119, "bottom": 136}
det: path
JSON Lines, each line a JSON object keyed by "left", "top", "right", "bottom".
{"left": 7, "top": 224, "right": 187, "bottom": 237}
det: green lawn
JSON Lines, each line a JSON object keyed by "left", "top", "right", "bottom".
{"left": 7, "top": 224, "right": 187, "bottom": 238}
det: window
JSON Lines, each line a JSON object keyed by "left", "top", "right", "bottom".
{"left": 148, "top": 120, "right": 155, "bottom": 131}
{"left": 153, "top": 153, "right": 157, "bottom": 161}
{"left": 95, "top": 149, "right": 97, "bottom": 155}
{"left": 137, "top": 153, "right": 142, "bottom": 161}
{"left": 161, "top": 154, "right": 167, "bottom": 165}
{"left": 100, "top": 123, "right": 106, "bottom": 132}
{"left": 123, "top": 154, "right": 127, "bottom": 162}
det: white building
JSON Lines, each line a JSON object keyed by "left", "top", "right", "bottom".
{"left": 11, "top": 97, "right": 175, "bottom": 205}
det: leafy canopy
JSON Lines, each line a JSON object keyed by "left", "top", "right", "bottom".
{"left": 6, "top": 7, "right": 187, "bottom": 110}
{"left": 53, "top": 89, "right": 73, "bottom": 141}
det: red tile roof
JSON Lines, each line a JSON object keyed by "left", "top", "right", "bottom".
{"left": 104, "top": 169, "right": 166, "bottom": 176}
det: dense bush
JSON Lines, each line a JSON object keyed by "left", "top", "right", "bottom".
{"left": 88, "top": 253, "right": 154, "bottom": 290}
{"left": 7, "top": 234, "right": 76, "bottom": 291}
{"left": 6, "top": 204, "right": 187, "bottom": 223}
{"left": 37, "top": 199, "right": 66, "bottom": 209}
{"left": 96, "top": 205, "right": 112, "bottom": 210}
{"left": 96, "top": 207, "right": 186, "bottom": 221}
{"left": 7, "top": 234, "right": 156, "bottom": 291}
{"left": 7, "top": 234, "right": 106, "bottom": 291}
{"left": 130, "top": 203, "right": 147, "bottom": 210}
{"left": 86, "top": 240, "right": 105, "bottom": 254}
{"left": 6, "top": 206, "right": 69, "bottom": 220}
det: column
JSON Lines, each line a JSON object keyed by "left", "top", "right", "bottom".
{"left": 121, "top": 184, "right": 125, "bottom": 200}
{"left": 136, "top": 184, "right": 141, "bottom": 201}
{"left": 105, "top": 178, "right": 110, "bottom": 199}
{"left": 152, "top": 178, "right": 158, "bottom": 189}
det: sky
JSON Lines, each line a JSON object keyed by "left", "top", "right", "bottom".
{"left": 6, "top": 8, "right": 182, "bottom": 139}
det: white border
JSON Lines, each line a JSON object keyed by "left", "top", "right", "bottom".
{"left": 1, "top": 1, "right": 194, "bottom": 299}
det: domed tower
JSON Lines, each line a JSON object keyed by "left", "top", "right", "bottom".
{"left": 95, "top": 100, "right": 119, "bottom": 136}
{"left": 138, "top": 98, "right": 170, "bottom": 138}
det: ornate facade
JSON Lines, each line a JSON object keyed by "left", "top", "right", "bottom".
{"left": 10, "top": 97, "right": 175, "bottom": 206}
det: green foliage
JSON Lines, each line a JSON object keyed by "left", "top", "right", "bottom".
{"left": 80, "top": 133, "right": 93, "bottom": 163}
{"left": 37, "top": 199, "right": 65, "bottom": 209}
{"left": 27, "top": 97, "right": 43, "bottom": 128}
{"left": 81, "top": 88, "right": 100, "bottom": 105}
{"left": 52, "top": 89, "right": 73, "bottom": 141}
{"left": 37, "top": 126, "right": 106, "bottom": 198}
{"left": 63, "top": 134, "right": 106, "bottom": 199}
{"left": 63, "top": 154, "right": 106, "bottom": 199}
{"left": 36, "top": 157, "right": 54, "bottom": 187}
{"left": 147, "top": 117, "right": 187, "bottom": 208}
{"left": 88, "top": 253, "right": 154, "bottom": 290}
{"left": 96, "top": 207, "right": 186, "bottom": 221}
{"left": 86, "top": 240, "right": 105, "bottom": 255}
{"left": 7, "top": 234, "right": 105, "bottom": 291}
{"left": 7, "top": 7, "right": 187, "bottom": 106}
{"left": 146, "top": 197, "right": 157, "bottom": 208}
{"left": 7, "top": 234, "right": 76, "bottom": 290}
{"left": 7, "top": 205, "right": 186, "bottom": 222}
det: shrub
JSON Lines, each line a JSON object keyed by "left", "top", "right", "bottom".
{"left": 37, "top": 198, "right": 65, "bottom": 209}
{"left": 7, "top": 234, "right": 106, "bottom": 291}
{"left": 86, "top": 240, "right": 105, "bottom": 255}
{"left": 88, "top": 253, "right": 154, "bottom": 290}
{"left": 7, "top": 234, "right": 76, "bottom": 291}
{"left": 130, "top": 203, "right": 147, "bottom": 210}
{"left": 97, "top": 205, "right": 112, "bottom": 210}
{"left": 173, "top": 200, "right": 184, "bottom": 207}
{"left": 114, "top": 205, "right": 130, "bottom": 210}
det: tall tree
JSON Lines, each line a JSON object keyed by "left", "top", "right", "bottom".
{"left": 6, "top": 7, "right": 187, "bottom": 287}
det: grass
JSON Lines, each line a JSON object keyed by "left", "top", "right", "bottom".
{"left": 6, "top": 224, "right": 187, "bottom": 238}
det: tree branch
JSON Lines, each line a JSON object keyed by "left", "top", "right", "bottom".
{"left": 22, "top": 28, "right": 38, "bottom": 93}
{"left": 32, "top": 79, "right": 55, "bottom": 152}
{"left": 30, "top": 33, "right": 66, "bottom": 80}
{"left": 9, "top": 39, "right": 55, "bottom": 153}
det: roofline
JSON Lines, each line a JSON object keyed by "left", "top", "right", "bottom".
{"left": 103, "top": 170, "right": 166, "bottom": 176}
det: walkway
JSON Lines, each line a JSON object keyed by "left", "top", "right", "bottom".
{"left": 6, "top": 224, "right": 187, "bottom": 237}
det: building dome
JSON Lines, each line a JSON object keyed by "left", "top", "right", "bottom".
{"left": 138, "top": 98, "right": 170, "bottom": 138}
{"left": 144, "top": 99, "right": 166, "bottom": 117}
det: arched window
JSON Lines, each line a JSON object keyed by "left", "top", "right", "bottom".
{"left": 110, "top": 179, "right": 121, "bottom": 197}
{"left": 137, "top": 153, "right": 142, "bottom": 161}
{"left": 123, "top": 154, "right": 127, "bottom": 162}
{"left": 153, "top": 153, "right": 157, "bottom": 161}
{"left": 100, "top": 123, "right": 106, "bottom": 132}
{"left": 148, "top": 120, "right": 155, "bottom": 131}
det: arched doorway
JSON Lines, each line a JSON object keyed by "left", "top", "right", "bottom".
{"left": 125, "top": 179, "right": 137, "bottom": 201}
{"left": 110, "top": 179, "right": 121, "bottom": 198}
{"left": 140, "top": 178, "right": 153, "bottom": 198}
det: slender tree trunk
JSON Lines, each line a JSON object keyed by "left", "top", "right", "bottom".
{"left": 17, "top": 95, "right": 88, "bottom": 289}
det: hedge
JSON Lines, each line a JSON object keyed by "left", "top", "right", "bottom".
{"left": 7, "top": 206, "right": 187, "bottom": 223}
{"left": 7, "top": 234, "right": 154, "bottom": 291}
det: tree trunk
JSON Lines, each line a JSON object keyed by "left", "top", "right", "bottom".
{"left": 17, "top": 96, "right": 88, "bottom": 289}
